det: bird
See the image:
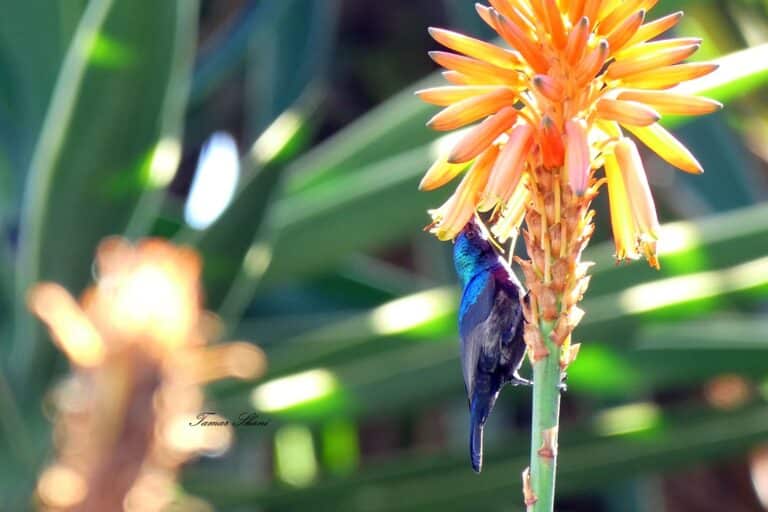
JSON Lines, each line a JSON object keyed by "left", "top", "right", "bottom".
{"left": 453, "top": 218, "right": 529, "bottom": 473}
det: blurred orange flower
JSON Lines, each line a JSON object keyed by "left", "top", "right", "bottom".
{"left": 29, "top": 238, "right": 265, "bottom": 512}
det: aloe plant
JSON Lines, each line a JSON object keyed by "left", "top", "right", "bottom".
{"left": 0, "top": 1, "right": 767, "bottom": 510}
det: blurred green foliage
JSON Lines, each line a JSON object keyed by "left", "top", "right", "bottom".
{"left": 1, "top": 0, "right": 768, "bottom": 510}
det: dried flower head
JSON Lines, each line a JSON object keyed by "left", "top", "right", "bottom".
{"left": 29, "top": 238, "right": 265, "bottom": 512}
{"left": 419, "top": 0, "right": 720, "bottom": 266}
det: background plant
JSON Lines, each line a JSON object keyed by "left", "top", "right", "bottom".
{"left": 0, "top": 0, "right": 767, "bottom": 510}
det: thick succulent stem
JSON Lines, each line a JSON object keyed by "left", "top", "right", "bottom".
{"left": 527, "top": 320, "right": 561, "bottom": 512}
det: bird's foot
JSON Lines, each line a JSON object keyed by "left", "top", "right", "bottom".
{"left": 509, "top": 372, "right": 532, "bottom": 386}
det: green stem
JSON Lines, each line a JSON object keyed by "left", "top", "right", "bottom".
{"left": 529, "top": 320, "right": 561, "bottom": 512}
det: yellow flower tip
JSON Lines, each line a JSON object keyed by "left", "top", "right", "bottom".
{"left": 428, "top": 156, "right": 493, "bottom": 240}
{"left": 419, "top": 159, "right": 467, "bottom": 191}
{"left": 624, "top": 123, "right": 704, "bottom": 174}
{"left": 643, "top": 242, "right": 661, "bottom": 270}
{"left": 614, "top": 137, "right": 661, "bottom": 240}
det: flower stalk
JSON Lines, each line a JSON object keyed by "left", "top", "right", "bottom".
{"left": 519, "top": 163, "right": 593, "bottom": 510}
{"left": 527, "top": 320, "right": 561, "bottom": 511}
{"left": 418, "top": 1, "right": 719, "bottom": 508}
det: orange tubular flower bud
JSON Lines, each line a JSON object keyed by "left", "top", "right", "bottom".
{"left": 604, "top": 150, "right": 641, "bottom": 260}
{"left": 599, "top": 0, "right": 645, "bottom": 35}
{"left": 428, "top": 27, "right": 522, "bottom": 69}
{"left": 623, "top": 123, "right": 704, "bottom": 174}
{"left": 566, "top": 17, "right": 590, "bottom": 64}
{"left": 541, "top": 0, "right": 568, "bottom": 49}
{"left": 482, "top": 123, "right": 534, "bottom": 209}
{"left": 568, "top": 0, "right": 586, "bottom": 24}
{"left": 577, "top": 39, "right": 609, "bottom": 83}
{"left": 491, "top": 10, "right": 550, "bottom": 73}
{"left": 430, "top": 51, "right": 524, "bottom": 85}
{"left": 533, "top": 74, "right": 565, "bottom": 102}
{"left": 619, "top": 62, "right": 719, "bottom": 90}
{"left": 605, "top": 10, "right": 645, "bottom": 54}
{"left": 614, "top": 138, "right": 660, "bottom": 239}
{"left": 565, "top": 119, "right": 590, "bottom": 196}
{"left": 429, "top": 152, "right": 495, "bottom": 240}
{"left": 618, "top": 37, "right": 701, "bottom": 60}
{"left": 442, "top": 71, "right": 476, "bottom": 85}
{"left": 606, "top": 43, "right": 701, "bottom": 80}
{"left": 527, "top": 0, "right": 548, "bottom": 23}
{"left": 488, "top": 0, "right": 536, "bottom": 33}
{"left": 419, "top": 158, "right": 470, "bottom": 191}
{"left": 625, "top": 11, "right": 683, "bottom": 48}
{"left": 617, "top": 89, "right": 723, "bottom": 115}
{"left": 416, "top": 85, "right": 500, "bottom": 106}
{"left": 426, "top": 88, "right": 518, "bottom": 130}
{"left": 491, "top": 174, "right": 532, "bottom": 242}
{"left": 475, "top": 3, "right": 497, "bottom": 30}
{"left": 596, "top": 98, "right": 660, "bottom": 126}
{"left": 596, "top": 0, "right": 622, "bottom": 22}
{"left": 582, "top": 0, "right": 603, "bottom": 23}
{"left": 541, "top": 116, "right": 565, "bottom": 169}
{"left": 449, "top": 106, "right": 518, "bottom": 163}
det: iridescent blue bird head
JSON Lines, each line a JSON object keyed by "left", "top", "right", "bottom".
{"left": 453, "top": 219, "right": 502, "bottom": 287}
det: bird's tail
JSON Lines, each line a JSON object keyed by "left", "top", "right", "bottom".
{"left": 469, "top": 398, "right": 485, "bottom": 473}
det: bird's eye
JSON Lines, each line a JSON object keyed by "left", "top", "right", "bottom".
{"left": 466, "top": 230, "right": 476, "bottom": 239}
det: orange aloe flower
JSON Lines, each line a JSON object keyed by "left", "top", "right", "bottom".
{"left": 419, "top": 4, "right": 720, "bottom": 506}
{"left": 419, "top": 0, "right": 720, "bottom": 266}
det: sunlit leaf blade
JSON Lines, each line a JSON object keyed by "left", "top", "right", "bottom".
{"left": 262, "top": 147, "right": 446, "bottom": 286}
{"left": 0, "top": 0, "right": 87, "bottom": 207}
{"left": 187, "top": 404, "right": 768, "bottom": 511}
{"left": 176, "top": 0, "right": 339, "bottom": 314}
{"left": 209, "top": 204, "right": 768, "bottom": 415}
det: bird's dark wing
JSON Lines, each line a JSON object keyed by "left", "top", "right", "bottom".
{"left": 459, "top": 272, "right": 497, "bottom": 398}
{"left": 494, "top": 273, "right": 528, "bottom": 385}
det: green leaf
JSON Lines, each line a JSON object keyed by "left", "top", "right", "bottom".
{"left": 209, "top": 204, "right": 768, "bottom": 417}
{"left": 11, "top": 0, "right": 200, "bottom": 386}
{"left": 170, "top": 1, "right": 339, "bottom": 323}
{"left": 0, "top": 0, "right": 87, "bottom": 204}
{"left": 187, "top": 403, "right": 768, "bottom": 511}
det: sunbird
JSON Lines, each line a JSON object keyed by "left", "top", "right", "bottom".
{"left": 453, "top": 219, "right": 529, "bottom": 473}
